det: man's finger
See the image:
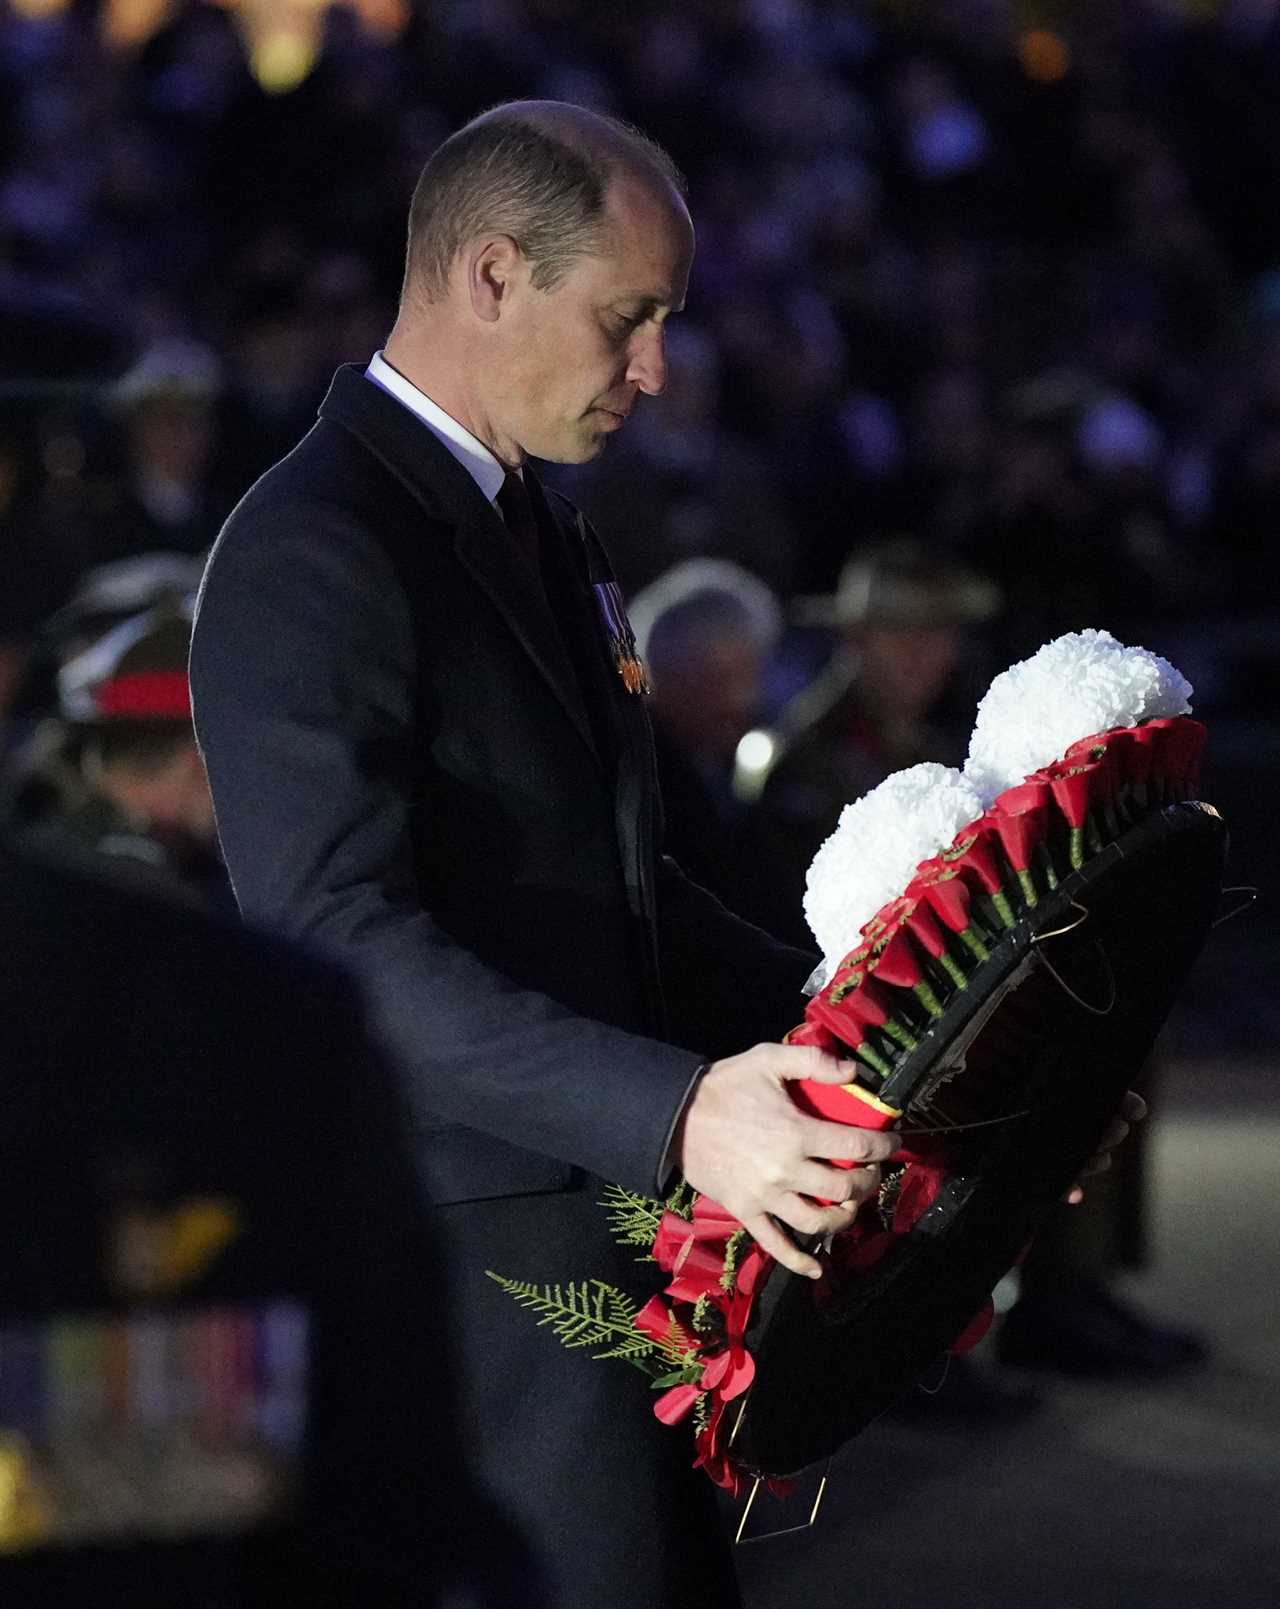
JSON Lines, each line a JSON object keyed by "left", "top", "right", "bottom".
{"left": 779, "top": 1047, "right": 866, "bottom": 1086}
{"left": 1120, "top": 1090, "right": 1148, "bottom": 1123}
{"left": 793, "top": 1160, "right": 882, "bottom": 1204}
{"left": 774, "top": 1191, "right": 861, "bottom": 1240}
{"left": 797, "top": 1116, "right": 899, "bottom": 1166}
{"left": 1097, "top": 1117, "right": 1130, "bottom": 1153}
{"left": 745, "top": 1213, "right": 821, "bottom": 1280}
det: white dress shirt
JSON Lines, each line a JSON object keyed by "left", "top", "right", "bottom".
{"left": 364, "top": 350, "right": 513, "bottom": 504}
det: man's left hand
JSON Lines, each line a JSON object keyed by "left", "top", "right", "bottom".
{"left": 1067, "top": 1089, "right": 1147, "bottom": 1205}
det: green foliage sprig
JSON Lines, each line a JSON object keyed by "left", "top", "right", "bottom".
{"left": 599, "top": 1180, "right": 694, "bottom": 1257}
{"left": 488, "top": 1181, "right": 707, "bottom": 1387}
{"left": 484, "top": 1274, "right": 679, "bottom": 1376}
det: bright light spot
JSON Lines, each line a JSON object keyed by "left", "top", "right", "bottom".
{"left": 358, "top": 0, "right": 409, "bottom": 42}
{"left": 1019, "top": 29, "right": 1071, "bottom": 85}
{"left": 104, "top": 0, "right": 176, "bottom": 49}
{"left": 8, "top": 0, "right": 68, "bottom": 19}
{"left": 736, "top": 730, "right": 776, "bottom": 776}
{"left": 13, "top": 0, "right": 409, "bottom": 81}
{"left": 251, "top": 29, "right": 320, "bottom": 94}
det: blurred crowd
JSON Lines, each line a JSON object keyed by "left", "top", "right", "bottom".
{"left": 1, "top": 0, "right": 1272, "bottom": 1389}
{"left": 5, "top": 2, "right": 1280, "bottom": 720}
{"left": 6, "top": 0, "right": 1279, "bottom": 889}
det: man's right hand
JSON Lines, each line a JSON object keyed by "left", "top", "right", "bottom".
{"left": 671, "top": 1043, "right": 900, "bottom": 1280}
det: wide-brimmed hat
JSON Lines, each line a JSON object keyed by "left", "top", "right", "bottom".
{"left": 793, "top": 537, "right": 1001, "bottom": 630}
{"left": 112, "top": 339, "right": 222, "bottom": 412}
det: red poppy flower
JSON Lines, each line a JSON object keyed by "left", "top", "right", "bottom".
{"left": 946, "top": 823, "right": 1004, "bottom": 895}
{"left": 1046, "top": 762, "right": 1096, "bottom": 828}
{"left": 870, "top": 925, "right": 924, "bottom": 989}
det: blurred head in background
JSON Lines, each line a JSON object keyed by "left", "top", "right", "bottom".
{"left": 113, "top": 340, "right": 221, "bottom": 507}
{"left": 58, "top": 606, "right": 215, "bottom": 854}
{"left": 811, "top": 536, "right": 1000, "bottom": 724}
{"left": 632, "top": 559, "right": 781, "bottom": 768}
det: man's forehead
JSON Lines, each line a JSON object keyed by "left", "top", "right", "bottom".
{"left": 598, "top": 176, "right": 693, "bottom": 307}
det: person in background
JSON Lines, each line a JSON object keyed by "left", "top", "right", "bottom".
{"left": 93, "top": 340, "right": 228, "bottom": 565}
{"left": 0, "top": 551, "right": 206, "bottom": 821}
{"left": 18, "top": 604, "right": 223, "bottom": 907}
{"left": 997, "top": 1069, "right": 1208, "bottom": 1378}
{"left": 738, "top": 536, "right": 1000, "bottom": 948}
{"left": 629, "top": 559, "right": 784, "bottom": 932}
{"left": 0, "top": 839, "right": 511, "bottom": 1606}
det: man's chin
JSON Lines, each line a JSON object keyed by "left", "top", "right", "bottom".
{"left": 522, "top": 419, "right": 615, "bottom": 465}
{"left": 550, "top": 433, "right": 610, "bottom": 465}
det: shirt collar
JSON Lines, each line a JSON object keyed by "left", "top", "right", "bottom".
{"left": 364, "top": 350, "right": 509, "bottom": 504}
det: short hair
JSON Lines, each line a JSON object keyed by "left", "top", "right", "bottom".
{"left": 402, "top": 101, "right": 685, "bottom": 304}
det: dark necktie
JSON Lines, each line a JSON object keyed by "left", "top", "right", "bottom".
{"left": 498, "top": 469, "right": 618, "bottom": 767}
{"left": 496, "top": 471, "right": 542, "bottom": 569}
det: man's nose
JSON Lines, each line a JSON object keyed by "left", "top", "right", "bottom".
{"left": 626, "top": 325, "right": 667, "bottom": 396}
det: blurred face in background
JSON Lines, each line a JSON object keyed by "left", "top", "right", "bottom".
{"left": 855, "top": 623, "right": 961, "bottom": 720}
{"left": 651, "top": 630, "right": 765, "bottom": 764}
{"left": 126, "top": 399, "right": 214, "bottom": 485}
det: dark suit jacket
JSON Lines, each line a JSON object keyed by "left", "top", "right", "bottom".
{"left": 188, "top": 364, "right": 816, "bottom": 1606}
{"left": 190, "top": 364, "right": 813, "bottom": 1206}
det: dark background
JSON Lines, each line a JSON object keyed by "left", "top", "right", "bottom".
{"left": 1, "top": 2, "right": 1276, "bottom": 1604}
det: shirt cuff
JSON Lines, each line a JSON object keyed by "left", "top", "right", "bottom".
{"left": 655, "top": 1061, "right": 709, "bottom": 1196}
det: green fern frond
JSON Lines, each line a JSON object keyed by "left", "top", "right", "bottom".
{"left": 593, "top": 1334, "right": 661, "bottom": 1364}
{"left": 599, "top": 1183, "right": 666, "bottom": 1251}
{"left": 486, "top": 1271, "right": 691, "bottom": 1374}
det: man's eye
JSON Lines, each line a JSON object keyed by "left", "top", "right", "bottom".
{"left": 614, "top": 312, "right": 645, "bottom": 330}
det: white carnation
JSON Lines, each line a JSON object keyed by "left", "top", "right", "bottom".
{"left": 803, "top": 763, "right": 985, "bottom": 982}
{"left": 965, "top": 628, "right": 1192, "bottom": 806}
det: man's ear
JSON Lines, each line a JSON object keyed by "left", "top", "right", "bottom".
{"left": 468, "top": 236, "right": 523, "bottom": 323}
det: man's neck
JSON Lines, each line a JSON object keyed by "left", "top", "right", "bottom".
{"left": 367, "top": 349, "right": 509, "bottom": 501}
{"left": 381, "top": 330, "right": 518, "bottom": 468}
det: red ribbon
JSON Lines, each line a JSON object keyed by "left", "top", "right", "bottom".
{"left": 94, "top": 670, "right": 192, "bottom": 721}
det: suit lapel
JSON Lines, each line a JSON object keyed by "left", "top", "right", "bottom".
{"left": 542, "top": 487, "right": 669, "bottom": 1037}
{"left": 321, "top": 362, "right": 669, "bottom": 1036}
{"left": 319, "top": 366, "right": 599, "bottom": 766}
{"left": 450, "top": 503, "right": 600, "bottom": 764}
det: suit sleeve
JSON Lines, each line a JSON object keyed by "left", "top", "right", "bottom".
{"left": 554, "top": 494, "right": 819, "bottom": 1059}
{"left": 655, "top": 853, "right": 818, "bottom": 1062}
{"left": 190, "top": 502, "right": 702, "bottom": 1198}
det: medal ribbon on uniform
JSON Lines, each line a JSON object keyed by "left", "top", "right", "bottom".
{"left": 592, "top": 581, "right": 651, "bottom": 695}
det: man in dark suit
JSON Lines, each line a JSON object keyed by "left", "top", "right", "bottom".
{"left": 190, "top": 101, "right": 898, "bottom": 1607}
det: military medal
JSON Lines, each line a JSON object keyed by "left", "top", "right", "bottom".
{"left": 592, "top": 580, "right": 651, "bottom": 695}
